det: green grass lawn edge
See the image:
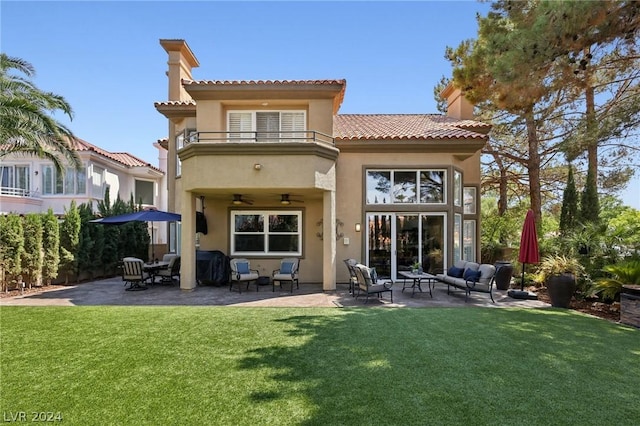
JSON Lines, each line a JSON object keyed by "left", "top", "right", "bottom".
{"left": 1, "top": 306, "right": 638, "bottom": 425}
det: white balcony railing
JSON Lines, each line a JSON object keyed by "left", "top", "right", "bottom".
{"left": 0, "top": 186, "right": 38, "bottom": 197}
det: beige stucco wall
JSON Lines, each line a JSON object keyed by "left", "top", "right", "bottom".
{"left": 194, "top": 198, "right": 325, "bottom": 283}
{"left": 333, "top": 149, "right": 482, "bottom": 283}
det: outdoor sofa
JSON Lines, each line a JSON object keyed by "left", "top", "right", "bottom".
{"left": 434, "top": 260, "right": 497, "bottom": 302}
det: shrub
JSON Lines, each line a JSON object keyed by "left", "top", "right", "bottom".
{"left": 594, "top": 260, "right": 640, "bottom": 301}
{"left": 21, "top": 213, "right": 43, "bottom": 288}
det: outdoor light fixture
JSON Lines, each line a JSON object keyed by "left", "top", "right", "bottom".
{"left": 254, "top": 163, "right": 262, "bottom": 170}
{"left": 232, "top": 194, "right": 243, "bottom": 205}
{"left": 355, "top": 223, "right": 361, "bottom": 232}
{"left": 280, "top": 194, "right": 291, "bottom": 205}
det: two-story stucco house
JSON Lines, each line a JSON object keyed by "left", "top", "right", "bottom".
{"left": 155, "top": 39, "right": 490, "bottom": 292}
{"left": 1, "top": 137, "right": 169, "bottom": 248}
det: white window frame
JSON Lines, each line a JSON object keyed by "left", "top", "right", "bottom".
{"left": 175, "top": 128, "right": 196, "bottom": 178}
{"left": 0, "top": 164, "right": 30, "bottom": 195}
{"left": 91, "top": 165, "right": 105, "bottom": 198}
{"left": 42, "top": 164, "right": 86, "bottom": 196}
{"left": 231, "top": 210, "right": 302, "bottom": 256}
{"left": 464, "top": 187, "right": 477, "bottom": 214}
{"left": 175, "top": 132, "right": 184, "bottom": 177}
{"left": 135, "top": 179, "right": 155, "bottom": 206}
{"left": 463, "top": 219, "right": 476, "bottom": 262}
{"left": 366, "top": 169, "right": 447, "bottom": 205}
{"left": 453, "top": 213, "right": 462, "bottom": 264}
{"left": 453, "top": 170, "right": 462, "bottom": 207}
{"left": 227, "top": 110, "right": 306, "bottom": 142}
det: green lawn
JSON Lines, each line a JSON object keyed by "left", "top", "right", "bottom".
{"left": 1, "top": 307, "right": 638, "bottom": 425}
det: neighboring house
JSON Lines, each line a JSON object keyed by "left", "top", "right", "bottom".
{"left": 0, "top": 137, "right": 169, "bottom": 246}
{"left": 155, "top": 39, "right": 491, "bottom": 291}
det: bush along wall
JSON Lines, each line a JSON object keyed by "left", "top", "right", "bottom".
{"left": 1, "top": 200, "right": 150, "bottom": 289}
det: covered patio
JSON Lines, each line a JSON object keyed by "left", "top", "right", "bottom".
{"left": 0, "top": 277, "right": 550, "bottom": 308}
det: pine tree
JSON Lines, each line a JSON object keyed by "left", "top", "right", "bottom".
{"left": 579, "top": 166, "right": 600, "bottom": 224}
{"left": 559, "top": 165, "right": 578, "bottom": 235}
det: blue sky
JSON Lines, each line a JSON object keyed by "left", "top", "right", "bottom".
{"left": 2, "top": 0, "right": 638, "bottom": 209}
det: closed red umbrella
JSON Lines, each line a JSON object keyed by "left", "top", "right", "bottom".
{"left": 518, "top": 209, "right": 540, "bottom": 291}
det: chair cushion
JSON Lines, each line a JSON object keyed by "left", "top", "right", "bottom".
{"left": 464, "top": 269, "right": 481, "bottom": 282}
{"left": 478, "top": 264, "right": 497, "bottom": 284}
{"left": 370, "top": 267, "right": 378, "bottom": 283}
{"left": 236, "top": 262, "right": 250, "bottom": 274}
{"left": 454, "top": 260, "right": 468, "bottom": 270}
{"left": 280, "top": 262, "right": 295, "bottom": 274}
{"left": 464, "top": 262, "right": 480, "bottom": 272}
{"left": 447, "top": 266, "right": 464, "bottom": 278}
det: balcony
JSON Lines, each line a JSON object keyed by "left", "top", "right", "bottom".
{"left": 0, "top": 186, "right": 43, "bottom": 214}
{"left": 177, "top": 130, "right": 339, "bottom": 194}
{"left": 186, "top": 130, "right": 334, "bottom": 146}
{"left": 0, "top": 186, "right": 37, "bottom": 197}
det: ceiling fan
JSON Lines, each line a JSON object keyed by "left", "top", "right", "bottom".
{"left": 232, "top": 194, "right": 253, "bottom": 205}
{"left": 280, "top": 194, "right": 303, "bottom": 205}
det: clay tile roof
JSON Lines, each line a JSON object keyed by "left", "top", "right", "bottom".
{"left": 153, "top": 100, "right": 196, "bottom": 107}
{"left": 333, "top": 114, "right": 489, "bottom": 141}
{"left": 70, "top": 137, "right": 161, "bottom": 172}
{"left": 182, "top": 79, "right": 346, "bottom": 87}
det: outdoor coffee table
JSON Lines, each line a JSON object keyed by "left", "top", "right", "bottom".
{"left": 399, "top": 271, "right": 436, "bottom": 298}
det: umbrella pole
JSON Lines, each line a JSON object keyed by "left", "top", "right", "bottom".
{"left": 151, "top": 221, "right": 155, "bottom": 262}
{"left": 521, "top": 263, "right": 526, "bottom": 291}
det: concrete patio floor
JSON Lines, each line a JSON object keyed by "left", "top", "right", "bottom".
{"left": 0, "top": 276, "right": 550, "bottom": 309}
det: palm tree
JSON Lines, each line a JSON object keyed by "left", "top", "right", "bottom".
{"left": 0, "top": 54, "right": 80, "bottom": 173}
{"left": 595, "top": 260, "right": 640, "bottom": 301}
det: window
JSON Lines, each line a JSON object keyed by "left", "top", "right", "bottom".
{"left": 366, "top": 170, "right": 445, "bottom": 204}
{"left": 135, "top": 180, "right": 154, "bottom": 205}
{"left": 91, "top": 166, "right": 104, "bottom": 198}
{"left": 464, "top": 187, "right": 476, "bottom": 214}
{"left": 231, "top": 211, "right": 302, "bottom": 256}
{"left": 175, "top": 129, "right": 196, "bottom": 177}
{"left": 42, "top": 165, "right": 86, "bottom": 195}
{"left": 0, "top": 165, "right": 29, "bottom": 195}
{"left": 453, "top": 213, "right": 462, "bottom": 264}
{"left": 169, "top": 222, "right": 180, "bottom": 254}
{"left": 463, "top": 220, "right": 476, "bottom": 262}
{"left": 175, "top": 132, "right": 184, "bottom": 177}
{"left": 453, "top": 170, "right": 462, "bottom": 207}
{"left": 228, "top": 111, "right": 306, "bottom": 142}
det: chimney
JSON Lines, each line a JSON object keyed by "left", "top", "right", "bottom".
{"left": 159, "top": 39, "right": 200, "bottom": 102}
{"left": 440, "top": 82, "right": 474, "bottom": 120}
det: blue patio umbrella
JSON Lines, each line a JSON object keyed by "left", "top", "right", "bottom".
{"left": 90, "top": 208, "right": 181, "bottom": 260}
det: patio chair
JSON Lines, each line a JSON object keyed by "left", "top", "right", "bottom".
{"left": 354, "top": 263, "right": 393, "bottom": 303}
{"left": 162, "top": 253, "right": 179, "bottom": 264}
{"left": 229, "top": 258, "right": 259, "bottom": 293}
{"left": 272, "top": 258, "right": 300, "bottom": 293}
{"left": 121, "top": 257, "right": 152, "bottom": 291}
{"left": 343, "top": 258, "right": 359, "bottom": 296}
{"left": 156, "top": 255, "right": 181, "bottom": 285}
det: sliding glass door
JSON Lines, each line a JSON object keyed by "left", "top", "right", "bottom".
{"left": 366, "top": 213, "right": 445, "bottom": 279}
{"left": 367, "top": 214, "right": 392, "bottom": 278}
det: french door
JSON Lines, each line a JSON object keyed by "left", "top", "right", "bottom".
{"left": 366, "top": 213, "right": 446, "bottom": 279}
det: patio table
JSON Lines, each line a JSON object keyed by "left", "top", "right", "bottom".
{"left": 144, "top": 261, "right": 170, "bottom": 284}
{"left": 399, "top": 271, "right": 436, "bottom": 298}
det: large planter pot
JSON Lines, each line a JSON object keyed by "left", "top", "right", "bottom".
{"left": 546, "top": 273, "right": 576, "bottom": 308}
{"left": 494, "top": 261, "right": 514, "bottom": 290}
